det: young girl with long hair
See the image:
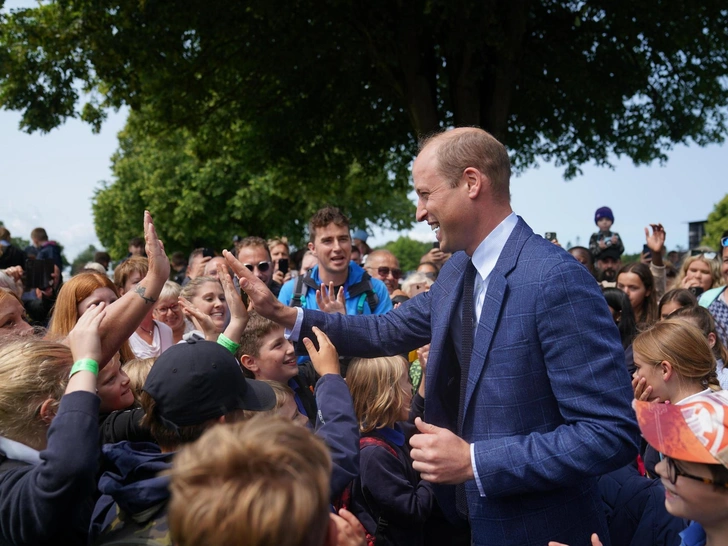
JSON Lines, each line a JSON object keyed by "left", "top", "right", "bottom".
{"left": 617, "top": 262, "right": 658, "bottom": 329}
{"left": 346, "top": 355, "right": 433, "bottom": 546}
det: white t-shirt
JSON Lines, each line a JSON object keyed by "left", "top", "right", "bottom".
{"left": 128, "top": 320, "right": 174, "bottom": 359}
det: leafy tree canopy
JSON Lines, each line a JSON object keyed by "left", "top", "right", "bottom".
{"left": 2, "top": 0, "right": 728, "bottom": 249}
{"left": 703, "top": 194, "right": 728, "bottom": 250}
{"left": 70, "top": 243, "right": 98, "bottom": 275}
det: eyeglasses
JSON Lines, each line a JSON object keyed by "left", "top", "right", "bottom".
{"left": 368, "top": 266, "right": 403, "bottom": 280}
{"left": 690, "top": 250, "right": 718, "bottom": 260}
{"left": 663, "top": 456, "right": 728, "bottom": 488}
{"left": 721, "top": 236, "right": 728, "bottom": 248}
{"left": 155, "top": 303, "right": 180, "bottom": 315}
{"left": 243, "top": 261, "right": 271, "bottom": 273}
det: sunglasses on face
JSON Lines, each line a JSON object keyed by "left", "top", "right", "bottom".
{"left": 370, "top": 266, "right": 402, "bottom": 280}
{"left": 243, "top": 261, "right": 271, "bottom": 273}
{"left": 690, "top": 250, "right": 717, "bottom": 260}
{"left": 663, "top": 456, "right": 728, "bottom": 488}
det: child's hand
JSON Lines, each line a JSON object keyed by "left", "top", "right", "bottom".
{"left": 67, "top": 302, "right": 107, "bottom": 365}
{"left": 632, "top": 375, "right": 661, "bottom": 403}
{"left": 302, "top": 326, "right": 340, "bottom": 376}
{"left": 330, "top": 508, "right": 366, "bottom": 546}
{"left": 220, "top": 267, "right": 248, "bottom": 341}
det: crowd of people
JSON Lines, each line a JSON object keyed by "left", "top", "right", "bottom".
{"left": 0, "top": 128, "right": 727, "bottom": 546}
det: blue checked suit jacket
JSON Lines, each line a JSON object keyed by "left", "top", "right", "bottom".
{"left": 299, "top": 218, "right": 640, "bottom": 546}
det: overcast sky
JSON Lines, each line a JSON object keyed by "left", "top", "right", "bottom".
{"left": 1, "top": 1, "right": 726, "bottom": 261}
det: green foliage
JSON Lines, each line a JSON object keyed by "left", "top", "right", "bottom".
{"left": 702, "top": 194, "right": 728, "bottom": 249}
{"left": 0, "top": 220, "right": 29, "bottom": 250}
{"left": 379, "top": 237, "right": 433, "bottom": 273}
{"left": 93, "top": 110, "right": 414, "bottom": 258}
{"left": 70, "top": 244, "right": 98, "bottom": 275}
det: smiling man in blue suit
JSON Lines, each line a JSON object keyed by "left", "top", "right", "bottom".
{"left": 225, "top": 127, "right": 640, "bottom": 546}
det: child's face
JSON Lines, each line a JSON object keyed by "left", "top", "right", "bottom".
{"left": 97, "top": 353, "right": 134, "bottom": 413}
{"left": 655, "top": 457, "right": 728, "bottom": 525}
{"left": 684, "top": 259, "right": 713, "bottom": 291}
{"left": 617, "top": 272, "right": 649, "bottom": 312}
{"left": 632, "top": 351, "right": 669, "bottom": 403}
{"left": 252, "top": 327, "right": 298, "bottom": 383}
{"left": 279, "top": 396, "right": 309, "bottom": 427}
{"left": 660, "top": 300, "right": 683, "bottom": 320}
{"left": 597, "top": 217, "right": 612, "bottom": 231}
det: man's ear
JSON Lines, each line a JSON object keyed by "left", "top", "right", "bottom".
{"left": 462, "top": 167, "right": 483, "bottom": 199}
{"left": 39, "top": 398, "right": 57, "bottom": 425}
{"left": 308, "top": 241, "right": 316, "bottom": 254}
{"left": 240, "top": 355, "right": 259, "bottom": 375}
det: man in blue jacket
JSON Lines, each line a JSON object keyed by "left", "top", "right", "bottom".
{"left": 278, "top": 206, "right": 391, "bottom": 316}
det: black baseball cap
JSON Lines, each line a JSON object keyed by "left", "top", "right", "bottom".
{"left": 142, "top": 339, "right": 276, "bottom": 427}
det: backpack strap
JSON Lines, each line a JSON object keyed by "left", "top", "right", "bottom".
{"left": 348, "top": 272, "right": 379, "bottom": 315}
{"left": 291, "top": 272, "right": 320, "bottom": 308}
{"left": 359, "top": 435, "right": 397, "bottom": 458}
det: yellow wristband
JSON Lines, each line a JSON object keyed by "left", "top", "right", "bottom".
{"left": 69, "top": 359, "right": 99, "bottom": 378}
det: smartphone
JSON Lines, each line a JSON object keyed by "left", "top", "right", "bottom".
{"left": 688, "top": 286, "right": 705, "bottom": 298}
{"left": 202, "top": 248, "right": 215, "bottom": 258}
{"left": 545, "top": 232, "right": 557, "bottom": 242}
{"left": 278, "top": 258, "right": 289, "bottom": 275}
{"left": 24, "top": 258, "right": 54, "bottom": 290}
{"left": 432, "top": 241, "right": 440, "bottom": 249}
{"left": 642, "top": 244, "right": 652, "bottom": 260}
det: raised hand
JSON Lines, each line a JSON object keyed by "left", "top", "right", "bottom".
{"left": 144, "top": 210, "right": 170, "bottom": 283}
{"left": 179, "top": 297, "right": 219, "bottom": 341}
{"left": 219, "top": 267, "right": 248, "bottom": 342}
{"left": 302, "top": 326, "right": 340, "bottom": 376}
{"left": 67, "top": 302, "right": 107, "bottom": 366}
{"left": 315, "top": 282, "right": 346, "bottom": 314}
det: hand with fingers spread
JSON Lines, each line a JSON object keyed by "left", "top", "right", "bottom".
{"left": 316, "top": 282, "right": 346, "bottom": 314}
{"left": 219, "top": 267, "right": 248, "bottom": 343}
{"left": 302, "top": 326, "right": 340, "bottom": 376}
{"left": 178, "top": 297, "right": 219, "bottom": 341}
{"left": 223, "top": 249, "right": 298, "bottom": 328}
{"left": 644, "top": 223, "right": 666, "bottom": 266}
{"left": 409, "top": 417, "right": 473, "bottom": 484}
{"left": 330, "top": 508, "right": 367, "bottom": 546}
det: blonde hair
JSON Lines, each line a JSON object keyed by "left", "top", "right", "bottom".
{"left": 179, "top": 276, "right": 220, "bottom": 302}
{"left": 633, "top": 318, "right": 720, "bottom": 391}
{"left": 124, "top": 357, "right": 156, "bottom": 404}
{"left": 168, "top": 415, "right": 331, "bottom": 546}
{"left": 47, "top": 271, "right": 134, "bottom": 363}
{"left": 347, "top": 355, "right": 410, "bottom": 433}
{"left": 674, "top": 255, "right": 723, "bottom": 291}
{"left": 158, "top": 280, "right": 182, "bottom": 302}
{"left": 0, "top": 339, "right": 72, "bottom": 450}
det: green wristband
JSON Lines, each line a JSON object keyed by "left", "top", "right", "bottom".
{"left": 69, "top": 359, "right": 99, "bottom": 378}
{"left": 217, "top": 333, "right": 240, "bottom": 354}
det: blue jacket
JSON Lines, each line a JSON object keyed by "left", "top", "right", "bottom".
{"left": 278, "top": 262, "right": 392, "bottom": 316}
{"left": 598, "top": 463, "right": 685, "bottom": 546}
{"left": 36, "top": 241, "right": 63, "bottom": 270}
{"left": 0, "top": 392, "right": 100, "bottom": 546}
{"left": 295, "top": 217, "right": 640, "bottom": 546}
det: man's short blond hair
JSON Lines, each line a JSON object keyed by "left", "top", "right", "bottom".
{"left": 419, "top": 127, "right": 511, "bottom": 202}
{"left": 168, "top": 415, "right": 331, "bottom": 546}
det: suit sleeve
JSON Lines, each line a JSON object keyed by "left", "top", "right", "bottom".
{"left": 298, "top": 290, "right": 431, "bottom": 358}
{"left": 471, "top": 260, "right": 640, "bottom": 497}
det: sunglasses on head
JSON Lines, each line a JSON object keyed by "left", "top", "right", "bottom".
{"left": 721, "top": 236, "right": 728, "bottom": 248}
{"left": 243, "top": 261, "right": 271, "bottom": 272}
{"left": 690, "top": 250, "right": 717, "bottom": 260}
{"left": 370, "top": 266, "right": 402, "bottom": 279}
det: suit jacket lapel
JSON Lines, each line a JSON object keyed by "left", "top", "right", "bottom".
{"left": 462, "top": 217, "right": 533, "bottom": 421}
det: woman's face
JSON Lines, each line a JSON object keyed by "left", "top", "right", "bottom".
{"left": 153, "top": 296, "right": 184, "bottom": 331}
{"left": 632, "top": 350, "right": 669, "bottom": 403}
{"left": 722, "top": 247, "right": 728, "bottom": 283}
{"left": 97, "top": 354, "right": 134, "bottom": 413}
{"left": 617, "top": 272, "right": 649, "bottom": 313}
{"left": 0, "top": 297, "right": 33, "bottom": 335}
{"left": 77, "top": 287, "right": 118, "bottom": 317}
{"left": 190, "top": 281, "right": 228, "bottom": 331}
{"left": 684, "top": 259, "right": 713, "bottom": 291}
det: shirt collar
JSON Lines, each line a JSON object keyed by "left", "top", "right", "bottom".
{"left": 470, "top": 212, "right": 518, "bottom": 282}
{"left": 679, "top": 521, "right": 706, "bottom": 546}
{"left": 377, "top": 424, "right": 405, "bottom": 446}
{"left": 0, "top": 436, "right": 41, "bottom": 465}
{"left": 677, "top": 389, "right": 713, "bottom": 405}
